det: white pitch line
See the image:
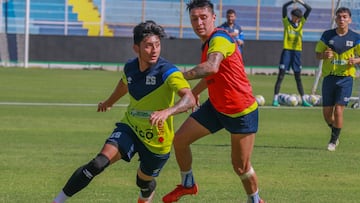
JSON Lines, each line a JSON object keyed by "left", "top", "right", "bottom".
{"left": 0, "top": 102, "right": 318, "bottom": 109}
{"left": 259, "top": 106, "right": 360, "bottom": 110}
{"left": 259, "top": 106, "right": 322, "bottom": 110}
{"left": 0, "top": 102, "right": 357, "bottom": 110}
{"left": 0, "top": 102, "right": 128, "bottom": 107}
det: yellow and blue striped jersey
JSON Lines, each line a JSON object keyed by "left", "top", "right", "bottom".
{"left": 282, "top": 17, "right": 306, "bottom": 51}
{"left": 120, "top": 57, "right": 190, "bottom": 154}
{"left": 315, "top": 29, "right": 360, "bottom": 77}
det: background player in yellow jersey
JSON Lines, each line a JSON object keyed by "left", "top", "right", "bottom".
{"left": 272, "top": 0, "right": 312, "bottom": 107}
{"left": 315, "top": 7, "right": 360, "bottom": 151}
{"left": 52, "top": 20, "right": 195, "bottom": 203}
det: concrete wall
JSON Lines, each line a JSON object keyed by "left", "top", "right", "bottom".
{"left": 3, "top": 34, "right": 319, "bottom": 68}
{"left": 242, "top": 40, "right": 318, "bottom": 67}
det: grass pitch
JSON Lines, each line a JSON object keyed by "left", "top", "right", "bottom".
{"left": 0, "top": 67, "right": 359, "bottom": 203}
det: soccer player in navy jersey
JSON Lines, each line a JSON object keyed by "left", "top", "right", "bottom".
{"left": 315, "top": 7, "right": 360, "bottom": 151}
{"left": 52, "top": 20, "right": 195, "bottom": 203}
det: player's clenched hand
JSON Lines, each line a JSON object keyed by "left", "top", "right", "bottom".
{"left": 97, "top": 101, "right": 112, "bottom": 112}
{"left": 348, "top": 56, "right": 359, "bottom": 66}
{"left": 324, "top": 48, "right": 334, "bottom": 59}
{"left": 192, "top": 94, "right": 200, "bottom": 112}
{"left": 150, "top": 109, "right": 170, "bottom": 127}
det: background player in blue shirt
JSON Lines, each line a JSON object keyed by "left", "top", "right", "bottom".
{"left": 218, "top": 9, "right": 244, "bottom": 53}
{"left": 52, "top": 20, "right": 195, "bottom": 203}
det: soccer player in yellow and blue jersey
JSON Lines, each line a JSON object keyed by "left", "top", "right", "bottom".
{"left": 273, "top": 0, "right": 312, "bottom": 107}
{"left": 52, "top": 21, "right": 195, "bottom": 203}
{"left": 315, "top": 7, "right": 360, "bottom": 151}
{"left": 163, "top": 1, "right": 264, "bottom": 203}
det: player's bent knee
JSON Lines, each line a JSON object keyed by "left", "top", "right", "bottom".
{"left": 136, "top": 175, "right": 156, "bottom": 198}
{"left": 173, "top": 137, "right": 187, "bottom": 149}
{"left": 239, "top": 166, "right": 255, "bottom": 180}
{"left": 84, "top": 153, "right": 110, "bottom": 178}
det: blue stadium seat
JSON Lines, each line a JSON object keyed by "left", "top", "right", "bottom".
{"left": 35, "top": 23, "right": 88, "bottom": 36}
{"left": 3, "top": 0, "right": 85, "bottom": 35}
{"left": 108, "top": 24, "right": 133, "bottom": 37}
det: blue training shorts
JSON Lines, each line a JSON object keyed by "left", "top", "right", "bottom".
{"left": 322, "top": 75, "right": 353, "bottom": 106}
{"left": 279, "top": 49, "right": 302, "bottom": 73}
{"left": 190, "top": 99, "right": 258, "bottom": 134}
{"left": 105, "top": 123, "right": 170, "bottom": 177}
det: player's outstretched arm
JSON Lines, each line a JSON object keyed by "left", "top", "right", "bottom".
{"left": 183, "top": 52, "right": 223, "bottom": 80}
{"left": 97, "top": 79, "right": 128, "bottom": 112}
{"left": 191, "top": 78, "right": 207, "bottom": 98}
{"left": 283, "top": 1, "right": 293, "bottom": 18}
{"left": 296, "top": 0, "right": 312, "bottom": 19}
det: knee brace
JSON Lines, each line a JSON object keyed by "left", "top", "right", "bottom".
{"left": 240, "top": 167, "right": 255, "bottom": 180}
{"left": 136, "top": 175, "right": 156, "bottom": 198}
{"left": 83, "top": 153, "right": 110, "bottom": 179}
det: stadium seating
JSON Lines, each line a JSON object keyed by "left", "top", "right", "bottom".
{"left": 93, "top": 0, "right": 190, "bottom": 38}
{"left": 221, "top": 5, "right": 330, "bottom": 41}
{"left": 3, "top": 0, "right": 86, "bottom": 35}
{"left": 1, "top": 0, "right": 359, "bottom": 41}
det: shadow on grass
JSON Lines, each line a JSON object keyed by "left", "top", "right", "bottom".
{"left": 193, "top": 143, "right": 324, "bottom": 151}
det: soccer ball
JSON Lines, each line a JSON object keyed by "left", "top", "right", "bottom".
{"left": 309, "top": 94, "right": 322, "bottom": 106}
{"left": 304, "top": 94, "right": 321, "bottom": 106}
{"left": 287, "top": 95, "right": 298, "bottom": 106}
{"left": 255, "top": 95, "right": 265, "bottom": 106}
{"left": 278, "top": 93, "right": 288, "bottom": 105}
{"left": 309, "top": 95, "right": 317, "bottom": 104}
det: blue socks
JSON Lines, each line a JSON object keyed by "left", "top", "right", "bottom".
{"left": 181, "top": 170, "right": 195, "bottom": 188}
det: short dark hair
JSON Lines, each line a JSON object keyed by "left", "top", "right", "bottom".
{"left": 336, "top": 7, "right": 351, "bottom": 17}
{"left": 226, "top": 9, "right": 236, "bottom": 15}
{"left": 291, "top": 8, "right": 303, "bottom": 18}
{"left": 186, "top": 0, "right": 214, "bottom": 14}
{"left": 133, "top": 20, "right": 166, "bottom": 45}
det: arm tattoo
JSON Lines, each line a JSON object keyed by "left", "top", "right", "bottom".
{"left": 183, "top": 52, "right": 223, "bottom": 80}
